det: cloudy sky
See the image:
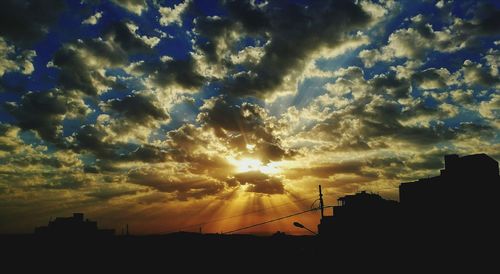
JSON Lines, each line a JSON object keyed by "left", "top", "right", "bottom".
{"left": 0, "top": 0, "right": 499, "bottom": 235}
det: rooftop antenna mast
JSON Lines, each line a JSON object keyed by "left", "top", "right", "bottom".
{"left": 319, "top": 185, "right": 324, "bottom": 219}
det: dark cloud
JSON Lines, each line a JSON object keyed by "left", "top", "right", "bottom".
{"left": 164, "top": 124, "right": 238, "bottom": 176}
{"left": 197, "top": 96, "right": 293, "bottom": 163}
{"left": 438, "top": 3, "right": 500, "bottom": 49}
{"left": 285, "top": 160, "right": 373, "bottom": 180}
{"left": 166, "top": 124, "right": 209, "bottom": 157}
{"left": 4, "top": 90, "right": 88, "bottom": 144}
{"left": 121, "top": 144, "right": 168, "bottom": 163}
{"left": 360, "top": 118, "right": 457, "bottom": 146}
{"left": 0, "top": 0, "right": 65, "bottom": 46}
{"left": 450, "top": 90, "right": 475, "bottom": 105}
{"left": 41, "top": 175, "right": 88, "bottom": 190}
{"left": 345, "top": 96, "right": 458, "bottom": 146}
{"left": 233, "top": 171, "right": 284, "bottom": 195}
{"left": 365, "top": 157, "right": 406, "bottom": 180}
{"left": 8, "top": 154, "right": 62, "bottom": 169}
{"left": 52, "top": 21, "right": 152, "bottom": 96}
{"left": 86, "top": 186, "right": 140, "bottom": 200}
{"left": 104, "top": 21, "right": 153, "bottom": 54}
{"left": 406, "top": 154, "right": 445, "bottom": 171}
{"left": 225, "top": 1, "right": 271, "bottom": 34}
{"left": 300, "top": 64, "right": 493, "bottom": 150}
{"left": 413, "top": 17, "right": 435, "bottom": 40}
{"left": 52, "top": 40, "right": 123, "bottom": 96}
{"left": 195, "top": 0, "right": 372, "bottom": 98}
{"left": 184, "top": 154, "right": 234, "bottom": 176}
{"left": 462, "top": 3, "right": 500, "bottom": 36}
{"left": 412, "top": 68, "right": 450, "bottom": 89}
{"left": 193, "top": 16, "right": 234, "bottom": 63}
{"left": 193, "top": 1, "right": 269, "bottom": 63}
{"left": 198, "top": 96, "right": 257, "bottom": 133}
{"left": 302, "top": 97, "right": 457, "bottom": 148}
{"left": 359, "top": 116, "right": 494, "bottom": 147}
{"left": 128, "top": 168, "right": 225, "bottom": 200}
{"left": 371, "top": 72, "right": 411, "bottom": 99}
{"left": 359, "top": 4, "right": 500, "bottom": 67}
{"left": 131, "top": 57, "right": 205, "bottom": 90}
{"left": 83, "top": 165, "right": 100, "bottom": 174}
{"left": 72, "top": 125, "right": 117, "bottom": 159}
{"left": 455, "top": 122, "right": 495, "bottom": 139}
{"left": 461, "top": 60, "right": 499, "bottom": 87}
{"left": 332, "top": 137, "right": 372, "bottom": 152}
{"left": 105, "top": 93, "right": 169, "bottom": 124}
{"left": 72, "top": 125, "right": 168, "bottom": 165}
{"left": 399, "top": 100, "right": 446, "bottom": 120}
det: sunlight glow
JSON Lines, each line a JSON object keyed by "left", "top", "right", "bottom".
{"left": 229, "top": 157, "right": 281, "bottom": 174}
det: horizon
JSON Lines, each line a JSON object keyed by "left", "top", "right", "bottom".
{"left": 1, "top": 0, "right": 499, "bottom": 235}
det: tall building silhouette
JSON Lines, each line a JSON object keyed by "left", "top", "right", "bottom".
{"left": 318, "top": 153, "right": 499, "bottom": 238}
{"left": 400, "top": 153, "right": 499, "bottom": 206}
{"left": 399, "top": 153, "right": 499, "bottom": 234}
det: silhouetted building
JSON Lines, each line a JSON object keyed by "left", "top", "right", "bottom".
{"left": 318, "top": 191, "right": 399, "bottom": 236}
{"left": 318, "top": 153, "right": 499, "bottom": 238}
{"left": 35, "top": 213, "right": 115, "bottom": 237}
{"left": 399, "top": 153, "right": 499, "bottom": 233}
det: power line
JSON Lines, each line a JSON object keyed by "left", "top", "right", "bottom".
{"left": 177, "top": 186, "right": 390, "bottom": 234}
{"left": 223, "top": 208, "right": 318, "bottom": 234}
{"left": 164, "top": 195, "right": 318, "bottom": 234}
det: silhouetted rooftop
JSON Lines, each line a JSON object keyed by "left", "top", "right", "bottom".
{"left": 35, "top": 213, "right": 114, "bottom": 237}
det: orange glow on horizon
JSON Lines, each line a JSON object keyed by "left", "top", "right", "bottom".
{"left": 190, "top": 191, "right": 321, "bottom": 235}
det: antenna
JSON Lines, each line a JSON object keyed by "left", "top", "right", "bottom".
{"left": 319, "top": 185, "right": 324, "bottom": 219}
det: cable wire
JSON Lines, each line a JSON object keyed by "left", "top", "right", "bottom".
{"left": 223, "top": 208, "right": 318, "bottom": 234}
{"left": 163, "top": 195, "right": 319, "bottom": 234}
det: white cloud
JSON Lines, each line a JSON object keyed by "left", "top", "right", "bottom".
{"left": 111, "top": 0, "right": 147, "bottom": 15}
{"left": 159, "top": 0, "right": 191, "bottom": 26}
{"left": 125, "top": 22, "right": 160, "bottom": 48}
{"left": 413, "top": 68, "right": 460, "bottom": 89}
{"left": 230, "top": 46, "right": 265, "bottom": 65}
{"left": 0, "top": 37, "right": 36, "bottom": 76}
{"left": 358, "top": 14, "right": 476, "bottom": 68}
{"left": 450, "top": 89, "right": 475, "bottom": 106}
{"left": 461, "top": 59, "right": 500, "bottom": 88}
{"left": 82, "top": 11, "right": 103, "bottom": 25}
{"left": 479, "top": 93, "right": 500, "bottom": 120}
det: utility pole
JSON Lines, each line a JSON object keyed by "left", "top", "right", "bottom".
{"left": 319, "top": 185, "right": 324, "bottom": 219}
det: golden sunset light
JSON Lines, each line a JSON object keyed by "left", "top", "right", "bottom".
{"left": 2, "top": 1, "right": 500, "bottom": 270}
{"left": 0, "top": 0, "right": 499, "bottom": 239}
{"left": 230, "top": 157, "right": 281, "bottom": 174}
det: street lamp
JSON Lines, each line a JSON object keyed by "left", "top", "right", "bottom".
{"left": 293, "top": 221, "right": 317, "bottom": 235}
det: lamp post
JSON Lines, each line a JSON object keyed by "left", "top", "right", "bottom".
{"left": 293, "top": 222, "right": 317, "bottom": 235}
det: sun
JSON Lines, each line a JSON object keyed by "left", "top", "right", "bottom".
{"left": 229, "top": 157, "right": 280, "bottom": 174}
{"left": 235, "top": 158, "right": 263, "bottom": 173}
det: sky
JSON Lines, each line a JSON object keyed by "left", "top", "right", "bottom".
{"left": 0, "top": 0, "right": 499, "bottom": 235}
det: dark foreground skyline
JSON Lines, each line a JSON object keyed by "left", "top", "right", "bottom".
{"left": 1, "top": 0, "right": 499, "bottom": 235}
{"left": 3, "top": 153, "right": 499, "bottom": 270}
